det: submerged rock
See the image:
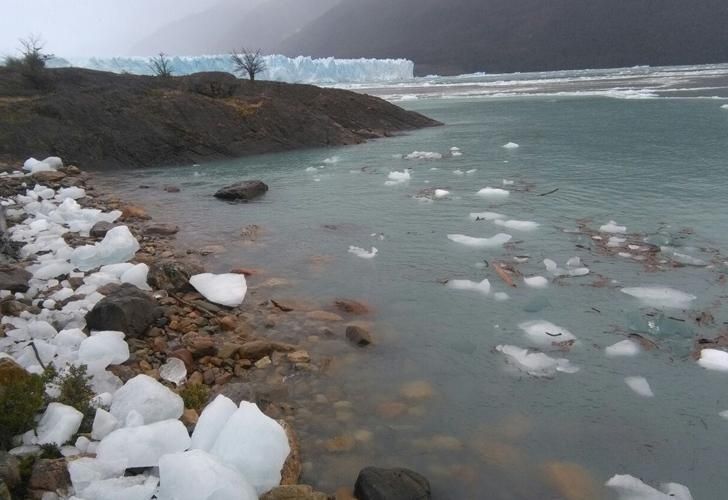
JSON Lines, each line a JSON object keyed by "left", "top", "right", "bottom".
{"left": 346, "top": 325, "right": 373, "bottom": 346}
{"left": 354, "top": 467, "right": 431, "bottom": 500}
{"left": 214, "top": 181, "right": 269, "bottom": 202}
{"left": 85, "top": 284, "right": 161, "bottom": 338}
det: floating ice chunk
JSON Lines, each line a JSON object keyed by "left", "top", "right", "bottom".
{"left": 36, "top": 402, "right": 83, "bottom": 445}
{"left": 305, "top": 166, "right": 318, "bottom": 173}
{"left": 502, "top": 179, "right": 514, "bottom": 186}
{"left": 502, "top": 142, "right": 519, "bottom": 149}
{"left": 209, "top": 402, "right": 291, "bottom": 495}
{"left": 621, "top": 286, "right": 696, "bottom": 309}
{"left": 78, "top": 331, "right": 129, "bottom": 370}
{"left": 447, "top": 278, "right": 491, "bottom": 296}
{"left": 71, "top": 226, "right": 140, "bottom": 271}
{"left": 608, "top": 236, "right": 627, "bottom": 247}
{"left": 697, "top": 349, "right": 728, "bottom": 372}
{"left": 493, "top": 291, "right": 510, "bottom": 301}
{"left": 605, "top": 340, "right": 640, "bottom": 357}
{"left": 348, "top": 246, "right": 378, "bottom": 259}
{"left": 92, "top": 408, "right": 119, "bottom": 440}
{"left": 496, "top": 345, "right": 578, "bottom": 376}
{"left": 600, "top": 220, "right": 627, "bottom": 233}
{"left": 191, "top": 395, "right": 238, "bottom": 452}
{"left": 404, "top": 151, "right": 442, "bottom": 160}
{"left": 159, "top": 357, "right": 187, "bottom": 386}
{"left": 68, "top": 457, "right": 127, "bottom": 495}
{"left": 120, "top": 263, "right": 151, "bottom": 290}
{"left": 385, "top": 170, "right": 411, "bottom": 185}
{"left": 720, "top": 410, "right": 728, "bottom": 419}
{"left": 476, "top": 187, "right": 510, "bottom": 200}
{"left": 469, "top": 211, "right": 504, "bottom": 221}
{"left": 661, "top": 247, "right": 707, "bottom": 266}
{"left": 447, "top": 233, "right": 512, "bottom": 248}
{"left": 189, "top": 273, "right": 247, "bottom": 307}
{"left": 605, "top": 474, "right": 693, "bottom": 500}
{"left": 97, "top": 419, "right": 191, "bottom": 468}
{"left": 465, "top": 169, "right": 476, "bottom": 174}
{"left": 524, "top": 276, "right": 548, "bottom": 289}
{"left": 518, "top": 320, "right": 576, "bottom": 346}
{"left": 81, "top": 475, "right": 159, "bottom": 500}
{"left": 494, "top": 219, "right": 539, "bottom": 231}
{"left": 453, "top": 169, "right": 464, "bottom": 176}
{"left": 722, "top": 104, "right": 728, "bottom": 110}
{"left": 568, "top": 267, "right": 590, "bottom": 277}
{"left": 624, "top": 376, "right": 654, "bottom": 397}
{"left": 110, "top": 374, "right": 184, "bottom": 425}
{"left": 322, "top": 156, "right": 339, "bottom": 164}
{"left": 158, "top": 450, "right": 257, "bottom": 500}
{"left": 434, "top": 189, "right": 450, "bottom": 198}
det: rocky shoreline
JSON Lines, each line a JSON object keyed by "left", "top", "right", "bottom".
{"left": 0, "top": 158, "right": 431, "bottom": 499}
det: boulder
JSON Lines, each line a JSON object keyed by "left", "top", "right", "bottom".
{"left": 144, "top": 223, "right": 179, "bottom": 236}
{"left": 262, "top": 485, "right": 328, "bottom": 500}
{"left": 148, "top": 260, "right": 204, "bottom": 292}
{"left": 238, "top": 340, "right": 295, "bottom": 361}
{"left": 346, "top": 325, "right": 373, "bottom": 346}
{"left": 0, "top": 265, "right": 31, "bottom": 293}
{"left": 334, "top": 299, "right": 371, "bottom": 315}
{"left": 0, "top": 357, "right": 30, "bottom": 386}
{"left": 32, "top": 170, "right": 66, "bottom": 183}
{"left": 89, "top": 221, "right": 116, "bottom": 238}
{"left": 164, "top": 185, "right": 181, "bottom": 193}
{"left": 120, "top": 205, "right": 150, "bottom": 220}
{"left": 0, "top": 452, "right": 20, "bottom": 490}
{"left": 28, "top": 458, "right": 71, "bottom": 493}
{"left": 354, "top": 467, "right": 431, "bottom": 500}
{"left": 85, "top": 283, "right": 161, "bottom": 338}
{"left": 214, "top": 181, "right": 269, "bottom": 202}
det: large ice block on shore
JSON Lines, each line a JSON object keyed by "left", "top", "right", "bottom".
{"left": 71, "top": 226, "right": 140, "bottom": 271}
{"left": 78, "top": 330, "right": 130, "bottom": 370}
{"left": 96, "top": 419, "right": 191, "bottom": 468}
{"left": 158, "top": 449, "right": 257, "bottom": 500}
{"left": 209, "top": 402, "right": 290, "bottom": 495}
{"left": 190, "top": 395, "right": 238, "bottom": 452}
{"left": 81, "top": 475, "right": 159, "bottom": 500}
{"left": 110, "top": 374, "right": 184, "bottom": 424}
{"left": 36, "top": 402, "right": 83, "bottom": 445}
{"left": 189, "top": 273, "right": 247, "bottom": 307}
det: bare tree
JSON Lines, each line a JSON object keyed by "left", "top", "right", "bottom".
{"left": 231, "top": 48, "right": 266, "bottom": 81}
{"left": 3, "top": 35, "right": 53, "bottom": 88}
{"left": 149, "top": 52, "right": 173, "bottom": 78}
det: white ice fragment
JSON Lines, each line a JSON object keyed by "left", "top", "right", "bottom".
{"left": 453, "top": 169, "right": 464, "bottom": 175}
{"left": 190, "top": 395, "right": 238, "bottom": 452}
{"left": 68, "top": 457, "right": 127, "bottom": 495}
{"left": 568, "top": 267, "right": 590, "bottom": 277}
{"left": 120, "top": 263, "right": 151, "bottom": 290}
{"left": 496, "top": 344, "right": 578, "bottom": 376}
{"left": 621, "top": 286, "right": 696, "bottom": 309}
{"left": 36, "top": 402, "right": 83, "bottom": 445}
{"left": 469, "top": 211, "right": 504, "bottom": 221}
{"left": 110, "top": 374, "right": 184, "bottom": 424}
{"left": 493, "top": 291, "right": 510, "bottom": 301}
{"left": 476, "top": 187, "right": 510, "bottom": 200}
{"left": 502, "top": 142, "right": 519, "bottom": 149}
{"left": 348, "top": 246, "right": 378, "bottom": 259}
{"left": 600, "top": 220, "right": 627, "bottom": 233}
{"left": 125, "top": 409, "right": 145, "bottom": 427}
{"left": 523, "top": 276, "right": 548, "bottom": 289}
{"left": 608, "top": 236, "right": 627, "bottom": 247}
{"left": 78, "top": 331, "right": 130, "bottom": 370}
{"left": 305, "top": 166, "right": 317, "bottom": 173}
{"left": 209, "top": 402, "right": 291, "bottom": 495}
{"left": 56, "top": 186, "right": 85, "bottom": 200}
{"left": 404, "top": 151, "right": 442, "bottom": 160}
{"left": 720, "top": 410, "right": 728, "bottom": 419}
{"left": 605, "top": 474, "right": 693, "bottom": 500}
{"left": 502, "top": 179, "right": 514, "bottom": 185}
{"left": 434, "top": 189, "right": 450, "bottom": 198}
{"left": 75, "top": 436, "right": 91, "bottom": 453}
{"left": 159, "top": 357, "right": 187, "bottom": 386}
{"left": 92, "top": 408, "right": 119, "bottom": 440}
{"left": 71, "top": 226, "right": 140, "bottom": 271}
{"left": 96, "top": 419, "right": 191, "bottom": 468}
{"left": 82, "top": 475, "right": 159, "bottom": 500}
{"left": 189, "top": 273, "right": 247, "bottom": 307}
{"left": 447, "top": 278, "right": 491, "bottom": 296}
{"left": 385, "top": 170, "right": 411, "bottom": 185}
{"left": 42, "top": 156, "right": 63, "bottom": 169}
{"left": 494, "top": 219, "right": 539, "bottom": 231}
{"left": 697, "top": 349, "right": 728, "bottom": 372}
{"left": 447, "top": 233, "right": 512, "bottom": 248}
{"left": 158, "top": 449, "right": 257, "bottom": 500}
{"left": 605, "top": 340, "right": 641, "bottom": 357}
{"left": 624, "top": 376, "right": 654, "bottom": 397}
{"left": 518, "top": 320, "right": 576, "bottom": 346}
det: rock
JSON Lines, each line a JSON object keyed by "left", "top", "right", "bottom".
{"left": 170, "top": 349, "right": 194, "bottom": 371}
{"left": 85, "top": 283, "right": 161, "bottom": 338}
{"left": 0, "top": 265, "right": 32, "bottom": 293}
{"left": 287, "top": 351, "right": 310, "bottom": 364}
{"left": 182, "top": 332, "right": 217, "bottom": 358}
{"left": 541, "top": 461, "right": 601, "bottom": 500}
{"left": 216, "top": 382, "right": 256, "bottom": 404}
{"left": 219, "top": 316, "right": 238, "bottom": 331}
{"left": 32, "top": 170, "right": 66, "bottom": 183}
{"left": 89, "top": 221, "right": 116, "bottom": 238}
{"left": 280, "top": 422, "right": 302, "bottom": 485}
{"left": 306, "top": 310, "right": 343, "bottom": 322}
{"left": 120, "top": 205, "right": 150, "bottom": 220}
{"left": 181, "top": 408, "right": 199, "bottom": 426}
{"left": 0, "top": 480, "right": 9, "bottom": 500}
{"left": 28, "top": 458, "right": 71, "bottom": 493}
{"left": 354, "top": 467, "right": 431, "bottom": 500}
{"left": 148, "top": 260, "right": 204, "bottom": 292}
{"left": 0, "top": 452, "right": 20, "bottom": 490}
{"left": 214, "top": 180, "right": 269, "bottom": 201}
{"left": 231, "top": 267, "right": 258, "bottom": 277}
{"left": 0, "top": 299, "right": 29, "bottom": 316}
{"left": 0, "top": 357, "right": 30, "bottom": 386}
{"left": 325, "top": 435, "right": 356, "bottom": 452}
{"left": 238, "top": 340, "right": 295, "bottom": 361}
{"left": 144, "top": 223, "right": 179, "bottom": 236}
{"left": 346, "top": 325, "right": 373, "bottom": 346}
{"left": 400, "top": 381, "right": 434, "bottom": 400}
{"left": 376, "top": 402, "right": 407, "bottom": 419}
{"left": 164, "top": 185, "right": 181, "bottom": 193}
{"left": 255, "top": 356, "right": 272, "bottom": 369}
{"left": 334, "top": 299, "right": 371, "bottom": 315}
{"left": 262, "top": 485, "right": 328, "bottom": 500}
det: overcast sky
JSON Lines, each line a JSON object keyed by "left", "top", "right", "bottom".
{"left": 0, "top": 0, "right": 221, "bottom": 57}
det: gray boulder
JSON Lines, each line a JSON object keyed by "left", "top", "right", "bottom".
{"left": 0, "top": 265, "right": 32, "bottom": 293}
{"left": 354, "top": 467, "right": 431, "bottom": 500}
{"left": 214, "top": 181, "right": 268, "bottom": 201}
{"left": 85, "top": 283, "right": 161, "bottom": 338}
{"left": 89, "top": 221, "right": 116, "bottom": 238}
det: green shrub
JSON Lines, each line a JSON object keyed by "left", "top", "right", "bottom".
{"left": 38, "top": 443, "right": 61, "bottom": 459}
{"left": 51, "top": 364, "right": 94, "bottom": 433}
{"left": 180, "top": 383, "right": 209, "bottom": 411}
{"left": 0, "top": 373, "right": 45, "bottom": 449}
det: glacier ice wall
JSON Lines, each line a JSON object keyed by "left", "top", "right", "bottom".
{"left": 48, "top": 54, "right": 414, "bottom": 84}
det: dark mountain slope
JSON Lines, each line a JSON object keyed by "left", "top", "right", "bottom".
{"left": 277, "top": 0, "right": 728, "bottom": 75}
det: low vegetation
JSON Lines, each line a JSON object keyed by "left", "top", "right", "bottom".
{"left": 180, "top": 383, "right": 209, "bottom": 411}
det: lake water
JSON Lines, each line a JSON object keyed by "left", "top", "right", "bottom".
{"left": 95, "top": 70, "right": 728, "bottom": 499}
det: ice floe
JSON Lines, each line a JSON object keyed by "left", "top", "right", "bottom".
{"left": 523, "top": 276, "right": 549, "bottom": 289}
{"left": 624, "top": 376, "right": 654, "bottom": 397}
{"left": 496, "top": 345, "right": 578, "bottom": 376}
{"left": 348, "top": 246, "right": 378, "bottom": 259}
{"left": 476, "top": 187, "right": 510, "bottom": 200}
{"left": 502, "top": 142, "right": 520, "bottom": 149}
{"left": 447, "top": 233, "right": 512, "bottom": 248}
{"left": 385, "top": 170, "right": 411, "bottom": 185}
{"left": 404, "top": 151, "right": 443, "bottom": 160}
{"left": 494, "top": 219, "right": 539, "bottom": 231}
{"left": 447, "top": 278, "right": 491, "bottom": 296}
{"left": 620, "top": 286, "right": 696, "bottom": 309}
{"left": 434, "top": 189, "right": 450, "bottom": 198}
{"left": 469, "top": 211, "right": 504, "bottom": 221}
{"left": 599, "top": 220, "right": 627, "bottom": 233}
{"left": 605, "top": 474, "right": 693, "bottom": 500}
{"left": 697, "top": 349, "right": 728, "bottom": 372}
{"left": 605, "top": 339, "right": 641, "bottom": 357}
{"left": 189, "top": 273, "right": 247, "bottom": 307}
{"left": 518, "top": 320, "right": 577, "bottom": 346}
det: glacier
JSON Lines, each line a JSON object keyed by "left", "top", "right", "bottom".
{"left": 48, "top": 54, "right": 414, "bottom": 84}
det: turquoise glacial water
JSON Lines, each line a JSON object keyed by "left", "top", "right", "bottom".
{"left": 97, "top": 94, "right": 728, "bottom": 499}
